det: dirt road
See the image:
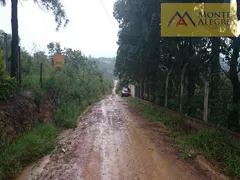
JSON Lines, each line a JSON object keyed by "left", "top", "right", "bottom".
{"left": 16, "top": 94, "right": 214, "bottom": 180}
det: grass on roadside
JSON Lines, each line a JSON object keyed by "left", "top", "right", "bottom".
{"left": 0, "top": 123, "right": 57, "bottom": 180}
{"left": 53, "top": 95, "right": 103, "bottom": 129}
{"left": 0, "top": 98, "right": 96, "bottom": 180}
{"left": 128, "top": 98, "right": 180, "bottom": 127}
{"left": 182, "top": 130, "right": 240, "bottom": 177}
{"left": 54, "top": 101, "right": 83, "bottom": 128}
{"left": 127, "top": 97, "right": 240, "bottom": 178}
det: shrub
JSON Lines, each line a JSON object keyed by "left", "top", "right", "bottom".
{"left": 44, "top": 65, "right": 109, "bottom": 128}
{"left": 0, "top": 76, "right": 17, "bottom": 101}
{"left": 54, "top": 101, "right": 81, "bottom": 128}
{"left": 20, "top": 54, "right": 110, "bottom": 129}
{"left": 0, "top": 52, "right": 16, "bottom": 100}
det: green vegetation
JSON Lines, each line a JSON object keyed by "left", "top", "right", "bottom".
{"left": 114, "top": 0, "right": 240, "bottom": 131}
{"left": 128, "top": 98, "right": 240, "bottom": 178}
{"left": 0, "top": 123, "right": 57, "bottom": 180}
{"left": 0, "top": 31, "right": 113, "bottom": 179}
{"left": 129, "top": 98, "right": 180, "bottom": 127}
{"left": 19, "top": 42, "right": 111, "bottom": 128}
{"left": 0, "top": 50, "right": 16, "bottom": 100}
{"left": 183, "top": 130, "right": 240, "bottom": 177}
{"left": 54, "top": 101, "right": 80, "bottom": 128}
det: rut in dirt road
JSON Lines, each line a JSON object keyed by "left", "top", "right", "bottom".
{"left": 27, "top": 95, "right": 212, "bottom": 180}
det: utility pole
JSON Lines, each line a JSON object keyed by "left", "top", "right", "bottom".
{"left": 18, "top": 46, "right": 21, "bottom": 87}
{"left": 11, "top": 0, "right": 18, "bottom": 78}
{"left": 3, "top": 33, "right": 8, "bottom": 66}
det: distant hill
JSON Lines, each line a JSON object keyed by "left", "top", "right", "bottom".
{"left": 89, "top": 57, "right": 116, "bottom": 81}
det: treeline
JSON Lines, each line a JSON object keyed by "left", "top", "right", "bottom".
{"left": 0, "top": 31, "right": 111, "bottom": 128}
{"left": 113, "top": 0, "right": 240, "bottom": 131}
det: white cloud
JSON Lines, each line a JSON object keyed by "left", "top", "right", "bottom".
{"left": 1, "top": 1, "right": 239, "bottom": 57}
{"left": 0, "top": 0, "right": 119, "bottom": 57}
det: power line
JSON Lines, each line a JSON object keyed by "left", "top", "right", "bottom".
{"left": 99, "top": 0, "right": 118, "bottom": 32}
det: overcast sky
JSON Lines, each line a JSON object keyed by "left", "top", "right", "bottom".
{"left": 1, "top": 1, "right": 239, "bottom": 58}
{"left": 0, "top": 0, "right": 119, "bottom": 57}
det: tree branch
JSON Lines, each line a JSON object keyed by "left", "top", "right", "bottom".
{"left": 220, "top": 67, "right": 230, "bottom": 79}
{"left": 181, "top": 62, "right": 189, "bottom": 73}
{"left": 0, "top": 0, "right": 6, "bottom": 6}
{"left": 35, "top": 1, "right": 48, "bottom": 13}
{"left": 19, "top": 0, "right": 23, "bottom": 7}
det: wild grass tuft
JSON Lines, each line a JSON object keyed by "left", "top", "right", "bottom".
{"left": 128, "top": 98, "right": 240, "bottom": 178}
{"left": 183, "top": 129, "right": 240, "bottom": 177}
{"left": 0, "top": 123, "right": 57, "bottom": 180}
{"left": 54, "top": 101, "right": 82, "bottom": 128}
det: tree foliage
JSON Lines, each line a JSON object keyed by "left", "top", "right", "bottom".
{"left": 0, "top": 50, "right": 16, "bottom": 100}
{"left": 0, "top": 30, "right": 112, "bottom": 127}
{"left": 0, "top": 0, "right": 68, "bottom": 80}
{"left": 114, "top": 0, "right": 240, "bottom": 131}
{"left": 19, "top": 40, "right": 111, "bottom": 128}
{"left": 0, "top": 0, "right": 69, "bottom": 30}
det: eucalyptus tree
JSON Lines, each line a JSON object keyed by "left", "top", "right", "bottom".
{"left": 0, "top": 0, "right": 68, "bottom": 78}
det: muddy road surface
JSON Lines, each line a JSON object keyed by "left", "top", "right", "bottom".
{"left": 17, "top": 95, "right": 212, "bottom": 180}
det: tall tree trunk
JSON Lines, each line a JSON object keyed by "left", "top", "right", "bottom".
{"left": 134, "top": 84, "right": 137, "bottom": 98}
{"left": 144, "top": 79, "right": 147, "bottom": 100}
{"left": 203, "top": 67, "right": 211, "bottom": 122}
{"left": 227, "top": 37, "right": 240, "bottom": 131}
{"left": 237, "top": 0, "right": 240, "bottom": 21}
{"left": 151, "top": 82, "right": 156, "bottom": 103}
{"left": 209, "top": 37, "right": 220, "bottom": 120}
{"left": 187, "top": 67, "right": 196, "bottom": 116}
{"left": 203, "top": 79, "right": 210, "bottom": 122}
{"left": 155, "top": 81, "right": 160, "bottom": 104}
{"left": 165, "top": 69, "right": 172, "bottom": 108}
{"left": 140, "top": 79, "right": 143, "bottom": 99}
{"left": 139, "top": 81, "right": 141, "bottom": 99}
{"left": 186, "top": 37, "right": 196, "bottom": 116}
{"left": 148, "top": 82, "right": 151, "bottom": 102}
{"left": 3, "top": 33, "right": 8, "bottom": 65}
{"left": 11, "top": 0, "right": 18, "bottom": 77}
{"left": 180, "top": 63, "right": 188, "bottom": 113}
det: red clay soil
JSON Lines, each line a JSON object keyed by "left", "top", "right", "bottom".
{"left": 39, "top": 94, "right": 55, "bottom": 121}
{"left": 16, "top": 94, "right": 219, "bottom": 180}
